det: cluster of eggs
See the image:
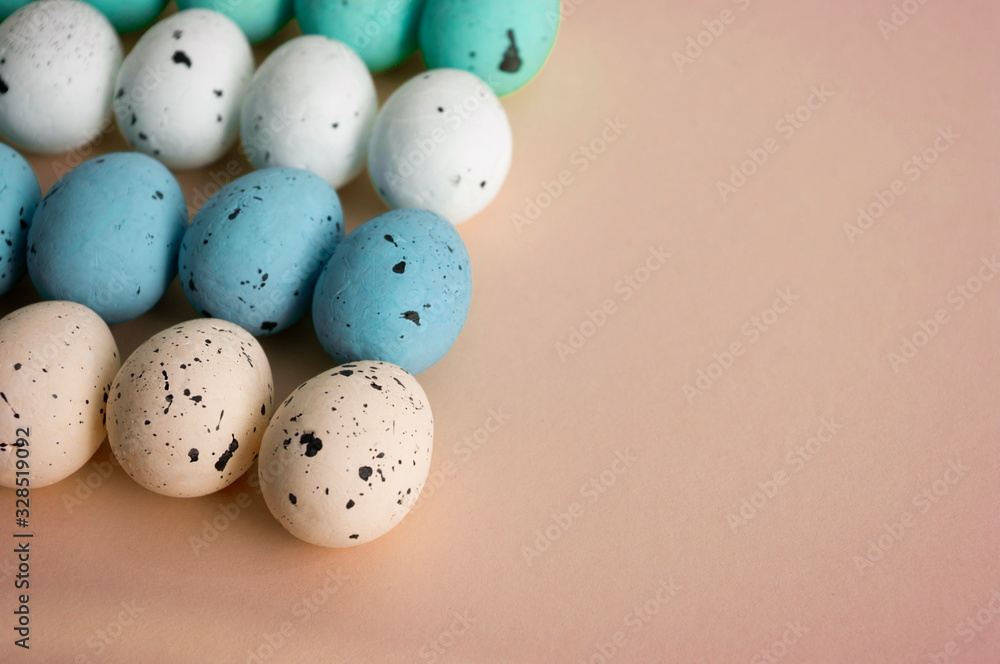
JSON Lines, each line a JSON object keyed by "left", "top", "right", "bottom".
{"left": 0, "top": 0, "right": 558, "bottom": 547}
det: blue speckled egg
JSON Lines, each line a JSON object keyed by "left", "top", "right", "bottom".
{"left": 0, "top": 143, "right": 40, "bottom": 296}
{"left": 176, "top": 0, "right": 293, "bottom": 43}
{"left": 419, "top": 0, "right": 560, "bottom": 97}
{"left": 26, "top": 153, "right": 187, "bottom": 325}
{"left": 179, "top": 167, "right": 344, "bottom": 336}
{"left": 295, "top": 0, "right": 426, "bottom": 73}
{"left": 83, "top": 0, "right": 168, "bottom": 33}
{"left": 312, "top": 208, "right": 471, "bottom": 375}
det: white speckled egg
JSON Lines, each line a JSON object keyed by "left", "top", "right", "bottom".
{"left": 0, "top": 0, "right": 123, "bottom": 154}
{"left": 368, "top": 68, "right": 512, "bottom": 224}
{"left": 241, "top": 35, "right": 377, "bottom": 189}
{"left": 107, "top": 318, "right": 273, "bottom": 498}
{"left": 113, "top": 9, "right": 254, "bottom": 169}
{"left": 0, "top": 301, "right": 120, "bottom": 488}
{"left": 259, "top": 361, "right": 433, "bottom": 547}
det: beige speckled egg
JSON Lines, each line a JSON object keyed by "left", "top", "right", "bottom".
{"left": 0, "top": 301, "right": 120, "bottom": 488}
{"left": 107, "top": 318, "right": 272, "bottom": 497}
{"left": 259, "top": 361, "right": 433, "bottom": 547}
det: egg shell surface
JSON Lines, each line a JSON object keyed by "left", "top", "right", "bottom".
{"left": 0, "top": 143, "right": 40, "bottom": 296}
{"left": 0, "top": 301, "right": 120, "bottom": 488}
{"left": 0, "top": 0, "right": 123, "bottom": 153}
{"left": 107, "top": 318, "right": 273, "bottom": 498}
{"left": 26, "top": 152, "right": 187, "bottom": 325}
{"left": 240, "top": 35, "right": 377, "bottom": 189}
{"left": 419, "top": 0, "right": 560, "bottom": 97}
{"left": 84, "top": 0, "right": 168, "bottom": 33}
{"left": 176, "top": 0, "right": 292, "bottom": 43}
{"left": 294, "top": 0, "right": 426, "bottom": 73}
{"left": 367, "top": 68, "right": 512, "bottom": 224}
{"left": 114, "top": 9, "right": 254, "bottom": 170}
{"left": 259, "top": 360, "right": 433, "bottom": 547}
{"left": 312, "top": 208, "right": 471, "bottom": 375}
{"left": 179, "top": 167, "right": 344, "bottom": 336}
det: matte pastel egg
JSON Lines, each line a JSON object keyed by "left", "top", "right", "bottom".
{"left": 83, "top": 0, "right": 168, "bottom": 33}
{"left": 367, "top": 69, "right": 512, "bottom": 224}
{"left": 0, "top": 0, "right": 123, "bottom": 153}
{"left": 176, "top": 0, "right": 293, "bottom": 43}
{"left": 26, "top": 152, "right": 187, "bottom": 325}
{"left": 419, "top": 0, "right": 560, "bottom": 97}
{"left": 107, "top": 318, "right": 273, "bottom": 498}
{"left": 114, "top": 9, "right": 254, "bottom": 169}
{"left": 179, "top": 167, "right": 344, "bottom": 336}
{"left": 241, "top": 35, "right": 377, "bottom": 189}
{"left": 312, "top": 208, "right": 471, "bottom": 375}
{"left": 294, "top": 0, "right": 426, "bottom": 73}
{"left": 0, "top": 143, "right": 40, "bottom": 296}
{"left": 0, "top": 301, "right": 120, "bottom": 489}
{"left": 259, "top": 361, "right": 433, "bottom": 547}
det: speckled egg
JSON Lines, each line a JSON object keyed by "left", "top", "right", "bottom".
{"left": 176, "top": 0, "right": 292, "bottom": 43}
{"left": 26, "top": 152, "right": 187, "bottom": 325}
{"left": 312, "top": 208, "right": 471, "bottom": 375}
{"left": 114, "top": 9, "right": 254, "bottom": 169}
{"left": 0, "top": 144, "right": 40, "bottom": 296}
{"left": 295, "top": 0, "right": 426, "bottom": 73}
{"left": 84, "top": 0, "right": 168, "bottom": 33}
{"left": 368, "top": 69, "right": 512, "bottom": 224}
{"left": 0, "top": 0, "right": 123, "bottom": 154}
{"left": 107, "top": 318, "right": 273, "bottom": 498}
{"left": 0, "top": 301, "right": 120, "bottom": 489}
{"left": 259, "top": 361, "right": 433, "bottom": 547}
{"left": 419, "top": 0, "right": 559, "bottom": 97}
{"left": 179, "top": 167, "right": 344, "bottom": 336}
{"left": 241, "top": 35, "right": 377, "bottom": 189}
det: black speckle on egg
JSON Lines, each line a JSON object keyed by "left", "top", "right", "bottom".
{"left": 392, "top": 261, "right": 405, "bottom": 274}
{"left": 300, "top": 432, "right": 322, "bottom": 457}
{"left": 359, "top": 466, "right": 372, "bottom": 481}
{"left": 346, "top": 499, "right": 355, "bottom": 509}
{"left": 401, "top": 311, "right": 420, "bottom": 326}
{"left": 188, "top": 448, "right": 199, "bottom": 462}
{"left": 289, "top": 493, "right": 297, "bottom": 505}
{"left": 172, "top": 50, "right": 192, "bottom": 68}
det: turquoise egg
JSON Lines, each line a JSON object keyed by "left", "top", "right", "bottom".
{"left": 26, "top": 153, "right": 187, "bottom": 325}
{"left": 295, "top": 0, "right": 426, "bottom": 73}
{"left": 176, "top": 0, "right": 293, "bottom": 43}
{"left": 0, "top": 1, "right": 29, "bottom": 22}
{"left": 179, "top": 168, "right": 344, "bottom": 336}
{"left": 312, "top": 208, "right": 471, "bottom": 375}
{"left": 0, "top": 143, "right": 40, "bottom": 296}
{"left": 418, "top": 0, "right": 560, "bottom": 97}
{"left": 83, "top": 0, "right": 168, "bottom": 33}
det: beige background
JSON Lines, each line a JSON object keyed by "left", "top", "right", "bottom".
{"left": 2, "top": 1, "right": 999, "bottom": 662}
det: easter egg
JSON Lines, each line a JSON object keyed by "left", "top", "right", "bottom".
{"left": 114, "top": 9, "right": 254, "bottom": 170}
{"left": 84, "top": 0, "right": 168, "bottom": 33}
{"left": 179, "top": 167, "right": 344, "bottom": 336}
{"left": 0, "top": 143, "right": 40, "bottom": 296}
{"left": 419, "top": 0, "right": 560, "bottom": 97}
{"left": 367, "top": 69, "right": 512, "bottom": 224}
{"left": 0, "top": 301, "right": 120, "bottom": 489}
{"left": 176, "top": 0, "right": 293, "bottom": 44}
{"left": 107, "top": 318, "right": 273, "bottom": 498}
{"left": 294, "top": 0, "right": 426, "bottom": 73}
{"left": 258, "top": 361, "right": 433, "bottom": 547}
{"left": 26, "top": 153, "right": 187, "bottom": 325}
{"left": 240, "top": 35, "right": 377, "bottom": 189}
{"left": 0, "top": 0, "right": 123, "bottom": 153}
{"left": 312, "top": 208, "right": 471, "bottom": 375}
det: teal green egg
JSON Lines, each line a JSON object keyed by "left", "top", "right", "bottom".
{"left": 82, "top": 0, "right": 168, "bottom": 33}
{"left": 295, "top": 0, "right": 426, "bottom": 73}
{"left": 176, "top": 0, "right": 293, "bottom": 43}
{"left": 0, "top": 1, "right": 29, "bottom": 22}
{"left": 418, "top": 0, "right": 560, "bottom": 97}
{"left": 0, "top": 143, "right": 40, "bottom": 296}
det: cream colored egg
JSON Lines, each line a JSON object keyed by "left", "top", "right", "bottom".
{"left": 0, "top": 301, "right": 120, "bottom": 488}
